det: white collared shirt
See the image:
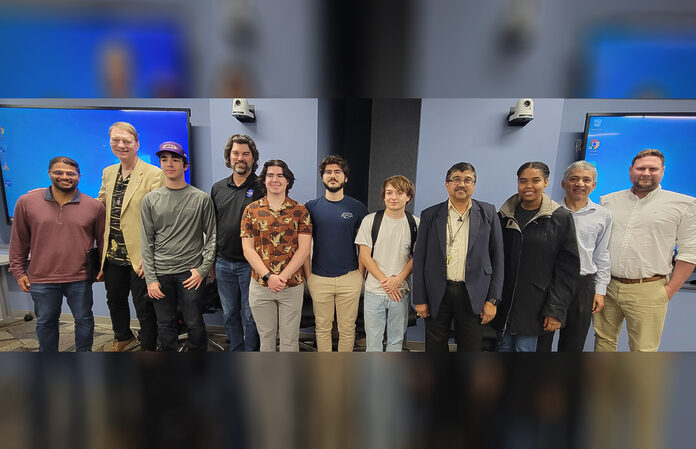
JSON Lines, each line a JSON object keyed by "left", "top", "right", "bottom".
{"left": 446, "top": 200, "right": 471, "bottom": 282}
{"left": 600, "top": 186, "right": 696, "bottom": 279}
{"left": 561, "top": 198, "right": 612, "bottom": 295}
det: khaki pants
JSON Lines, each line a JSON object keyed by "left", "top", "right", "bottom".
{"left": 307, "top": 270, "right": 363, "bottom": 352}
{"left": 593, "top": 278, "right": 669, "bottom": 352}
{"left": 249, "top": 281, "right": 304, "bottom": 352}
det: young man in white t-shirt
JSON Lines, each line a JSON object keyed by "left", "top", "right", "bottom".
{"left": 355, "top": 175, "right": 419, "bottom": 351}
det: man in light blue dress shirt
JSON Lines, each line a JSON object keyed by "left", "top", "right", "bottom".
{"left": 537, "top": 161, "right": 612, "bottom": 352}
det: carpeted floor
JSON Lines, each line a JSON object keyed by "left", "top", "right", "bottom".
{"left": 0, "top": 317, "right": 231, "bottom": 352}
{"left": 0, "top": 317, "right": 426, "bottom": 352}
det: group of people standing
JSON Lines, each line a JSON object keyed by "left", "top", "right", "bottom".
{"left": 10, "top": 122, "right": 217, "bottom": 352}
{"left": 414, "top": 151, "right": 695, "bottom": 352}
{"left": 8, "top": 121, "right": 696, "bottom": 353}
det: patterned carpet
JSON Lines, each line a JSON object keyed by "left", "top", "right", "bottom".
{"left": 0, "top": 317, "right": 230, "bottom": 352}
{"left": 0, "top": 317, "right": 425, "bottom": 352}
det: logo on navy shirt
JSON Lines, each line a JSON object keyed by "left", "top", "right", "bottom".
{"left": 341, "top": 212, "right": 353, "bottom": 219}
{"left": 246, "top": 189, "right": 254, "bottom": 197}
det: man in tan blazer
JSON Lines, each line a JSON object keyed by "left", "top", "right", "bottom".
{"left": 97, "top": 121, "right": 164, "bottom": 351}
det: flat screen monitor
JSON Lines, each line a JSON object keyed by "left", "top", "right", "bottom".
{"left": 0, "top": 105, "right": 191, "bottom": 224}
{"left": 581, "top": 112, "right": 696, "bottom": 203}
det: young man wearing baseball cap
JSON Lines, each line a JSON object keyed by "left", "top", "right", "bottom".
{"left": 140, "top": 141, "right": 217, "bottom": 351}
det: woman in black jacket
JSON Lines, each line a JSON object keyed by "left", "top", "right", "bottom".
{"left": 491, "top": 161, "right": 580, "bottom": 352}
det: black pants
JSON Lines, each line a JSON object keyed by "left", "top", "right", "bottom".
{"left": 153, "top": 271, "right": 207, "bottom": 352}
{"left": 537, "top": 274, "right": 594, "bottom": 352}
{"left": 425, "top": 281, "right": 483, "bottom": 352}
{"left": 103, "top": 259, "right": 158, "bottom": 350}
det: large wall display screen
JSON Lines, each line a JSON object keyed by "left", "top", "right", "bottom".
{"left": 0, "top": 105, "right": 191, "bottom": 223}
{"left": 582, "top": 113, "right": 696, "bottom": 203}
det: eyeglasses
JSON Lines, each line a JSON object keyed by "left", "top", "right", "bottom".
{"left": 323, "top": 169, "right": 343, "bottom": 176}
{"left": 51, "top": 170, "right": 80, "bottom": 177}
{"left": 266, "top": 173, "right": 286, "bottom": 180}
{"left": 447, "top": 177, "right": 475, "bottom": 185}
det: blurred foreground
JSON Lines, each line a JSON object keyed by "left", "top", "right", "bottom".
{"left": 2, "top": 0, "right": 696, "bottom": 98}
{"left": 0, "top": 353, "right": 692, "bottom": 449}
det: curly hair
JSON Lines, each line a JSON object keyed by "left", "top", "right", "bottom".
{"left": 223, "top": 134, "right": 259, "bottom": 173}
{"left": 319, "top": 155, "right": 350, "bottom": 177}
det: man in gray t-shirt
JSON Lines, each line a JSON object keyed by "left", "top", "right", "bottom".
{"left": 141, "top": 141, "right": 216, "bottom": 351}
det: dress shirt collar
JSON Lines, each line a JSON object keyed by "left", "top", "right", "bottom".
{"left": 628, "top": 185, "right": 662, "bottom": 201}
{"left": 447, "top": 199, "right": 471, "bottom": 216}
{"left": 562, "top": 197, "right": 597, "bottom": 214}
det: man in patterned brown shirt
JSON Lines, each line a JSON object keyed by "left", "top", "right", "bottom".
{"left": 241, "top": 159, "right": 312, "bottom": 351}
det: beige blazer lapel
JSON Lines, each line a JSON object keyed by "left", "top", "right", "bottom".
{"left": 101, "top": 165, "right": 118, "bottom": 217}
{"left": 121, "top": 158, "right": 143, "bottom": 213}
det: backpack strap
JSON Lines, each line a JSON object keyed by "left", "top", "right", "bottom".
{"left": 370, "top": 210, "right": 385, "bottom": 258}
{"left": 370, "top": 209, "right": 418, "bottom": 257}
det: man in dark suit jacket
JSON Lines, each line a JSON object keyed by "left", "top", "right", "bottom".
{"left": 413, "top": 162, "right": 504, "bottom": 351}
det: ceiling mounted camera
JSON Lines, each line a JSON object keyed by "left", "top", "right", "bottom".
{"left": 232, "top": 98, "right": 256, "bottom": 122}
{"left": 508, "top": 98, "right": 534, "bottom": 126}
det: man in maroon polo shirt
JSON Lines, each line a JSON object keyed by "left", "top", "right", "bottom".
{"left": 9, "top": 156, "right": 105, "bottom": 352}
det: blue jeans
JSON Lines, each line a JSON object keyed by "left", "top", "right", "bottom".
{"left": 363, "top": 290, "right": 409, "bottom": 352}
{"left": 215, "top": 257, "right": 259, "bottom": 351}
{"left": 153, "top": 271, "right": 207, "bottom": 352}
{"left": 497, "top": 332, "right": 538, "bottom": 352}
{"left": 30, "top": 281, "right": 94, "bottom": 352}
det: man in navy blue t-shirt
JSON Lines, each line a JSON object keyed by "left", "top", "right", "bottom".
{"left": 305, "top": 155, "right": 368, "bottom": 351}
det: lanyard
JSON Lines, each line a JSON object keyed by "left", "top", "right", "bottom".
{"left": 446, "top": 210, "right": 465, "bottom": 264}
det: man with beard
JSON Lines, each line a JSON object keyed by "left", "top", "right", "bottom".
{"left": 9, "top": 156, "right": 105, "bottom": 351}
{"left": 595, "top": 149, "right": 696, "bottom": 352}
{"left": 305, "top": 155, "right": 368, "bottom": 351}
{"left": 210, "top": 134, "right": 263, "bottom": 351}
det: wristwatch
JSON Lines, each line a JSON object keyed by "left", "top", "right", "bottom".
{"left": 262, "top": 272, "right": 272, "bottom": 282}
{"left": 486, "top": 298, "right": 500, "bottom": 307}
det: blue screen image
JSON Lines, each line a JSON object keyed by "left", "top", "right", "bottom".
{"left": 583, "top": 114, "right": 696, "bottom": 203}
{"left": 582, "top": 28, "right": 696, "bottom": 99}
{"left": 0, "top": 106, "right": 190, "bottom": 221}
{"left": 0, "top": 14, "right": 189, "bottom": 98}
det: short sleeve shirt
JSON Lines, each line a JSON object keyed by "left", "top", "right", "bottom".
{"left": 305, "top": 195, "right": 368, "bottom": 277}
{"left": 241, "top": 196, "right": 312, "bottom": 286}
{"left": 355, "top": 212, "right": 420, "bottom": 293}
